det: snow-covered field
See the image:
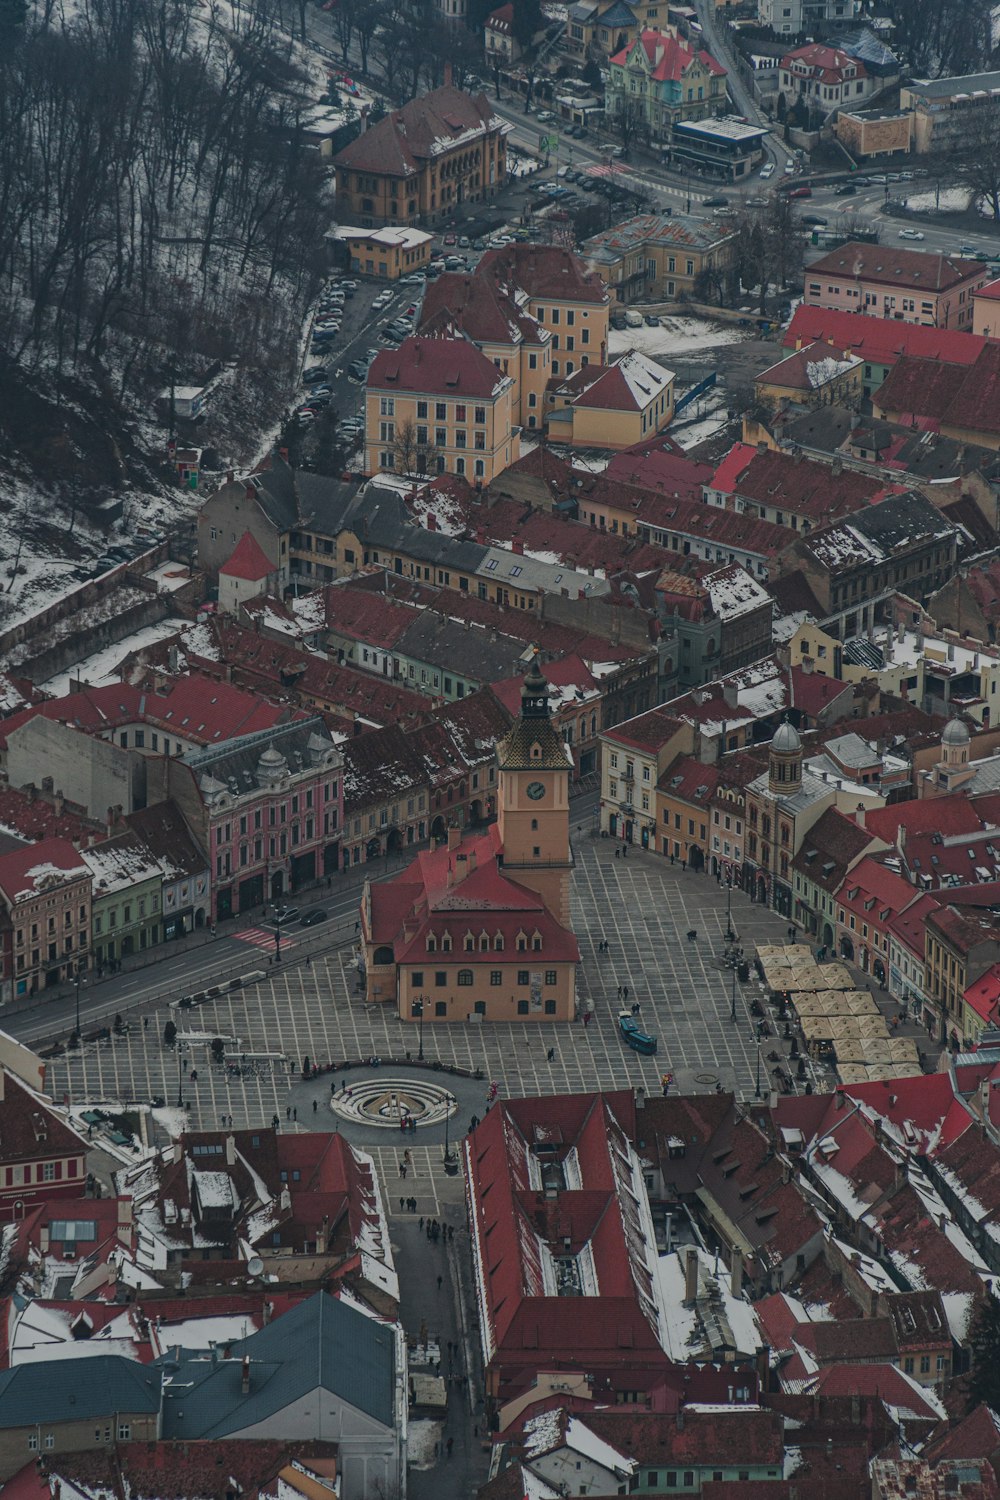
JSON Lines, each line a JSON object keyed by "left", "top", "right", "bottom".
{"left": 906, "top": 187, "right": 972, "bottom": 213}
{"left": 609, "top": 315, "right": 751, "bottom": 362}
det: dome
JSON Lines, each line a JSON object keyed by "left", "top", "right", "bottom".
{"left": 772, "top": 720, "right": 801, "bottom": 754}
{"left": 942, "top": 717, "right": 970, "bottom": 747}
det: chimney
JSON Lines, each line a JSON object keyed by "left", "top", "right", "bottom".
{"left": 512, "top": 539, "right": 524, "bottom": 555}
{"left": 443, "top": 60, "right": 453, "bottom": 87}
{"left": 757, "top": 440, "right": 767, "bottom": 456}
{"left": 730, "top": 1255, "right": 743, "bottom": 1298}
{"left": 227, "top": 469, "right": 235, "bottom": 485}
{"left": 684, "top": 1247, "right": 698, "bottom": 1305}
{"left": 831, "top": 456, "right": 842, "bottom": 476}
{"left": 225, "top": 1134, "right": 236, "bottom": 1166}
{"left": 855, "top": 803, "right": 866, "bottom": 830}
{"left": 241, "top": 1355, "right": 251, "bottom": 1395}
{"left": 426, "top": 513, "right": 437, "bottom": 532}
{"left": 448, "top": 824, "right": 461, "bottom": 851}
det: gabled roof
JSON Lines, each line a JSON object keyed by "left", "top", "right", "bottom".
{"left": 419, "top": 269, "right": 546, "bottom": 348}
{"left": 368, "top": 335, "right": 510, "bottom": 400}
{"left": 611, "top": 28, "right": 726, "bottom": 80}
{"left": 0, "top": 838, "right": 89, "bottom": 904}
{"left": 0, "top": 1353, "right": 161, "bottom": 1425}
{"left": 792, "top": 807, "right": 875, "bottom": 894}
{"left": 477, "top": 243, "right": 608, "bottom": 305}
{"left": 564, "top": 350, "right": 673, "bottom": 413}
{"left": 780, "top": 41, "right": 866, "bottom": 81}
{"left": 783, "top": 306, "right": 987, "bottom": 370}
{"left": 809, "top": 242, "right": 987, "bottom": 293}
{"left": 757, "top": 343, "right": 863, "bottom": 393}
{"left": 708, "top": 444, "right": 891, "bottom": 522}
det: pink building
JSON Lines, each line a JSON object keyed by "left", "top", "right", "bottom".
{"left": 804, "top": 243, "right": 989, "bottom": 331}
{"left": 165, "top": 717, "right": 344, "bottom": 920}
{"left": 0, "top": 839, "right": 92, "bottom": 1004}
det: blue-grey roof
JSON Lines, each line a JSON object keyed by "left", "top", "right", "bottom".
{"left": 159, "top": 1291, "right": 396, "bottom": 1437}
{"left": 0, "top": 1355, "right": 161, "bottom": 1426}
{"left": 352, "top": 485, "right": 489, "bottom": 573}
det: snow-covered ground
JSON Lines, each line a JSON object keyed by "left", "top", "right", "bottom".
{"left": 906, "top": 187, "right": 971, "bottom": 213}
{"left": 408, "top": 1418, "right": 444, "bottom": 1469}
{"left": 609, "top": 315, "right": 751, "bottom": 361}
{"left": 508, "top": 150, "right": 541, "bottom": 177}
{"left": 40, "top": 617, "right": 187, "bottom": 697}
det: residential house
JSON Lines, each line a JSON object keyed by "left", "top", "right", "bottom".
{"left": 773, "top": 490, "right": 959, "bottom": 639}
{"left": 781, "top": 305, "right": 987, "bottom": 397}
{"left": 605, "top": 29, "right": 727, "bottom": 142}
{"left": 418, "top": 268, "right": 552, "bottom": 431}
{"left": 583, "top": 212, "right": 735, "bottom": 304}
{"left": 123, "top": 800, "right": 211, "bottom": 938}
{"left": 873, "top": 342, "right": 1000, "bottom": 452}
{"left": 162, "top": 718, "right": 344, "bottom": 918}
{"left": 218, "top": 532, "right": 279, "bottom": 615}
{"left": 791, "top": 806, "right": 881, "bottom": 951}
{"left": 475, "top": 243, "right": 610, "bottom": 381}
{"left": 705, "top": 442, "right": 889, "bottom": 533}
{"left": 0, "top": 1070, "right": 88, "bottom": 1222}
{"left": 157, "top": 1293, "right": 406, "bottom": 1500}
{"left": 364, "top": 336, "right": 519, "bottom": 484}
{"left": 327, "top": 224, "right": 432, "bottom": 279}
{"left": 566, "top": 0, "right": 659, "bottom": 64}
{"left": 341, "top": 725, "right": 432, "bottom": 867}
{"left": 82, "top": 834, "right": 164, "bottom": 971}
{"left": 803, "top": 242, "right": 989, "bottom": 331}
{"left": 926, "top": 902, "right": 1000, "bottom": 1046}
{"left": 332, "top": 84, "right": 508, "bottom": 228}
{"left": 0, "top": 1357, "right": 161, "bottom": 1479}
{"left": 754, "top": 343, "right": 864, "bottom": 410}
{"left": 361, "top": 661, "right": 578, "bottom": 1017}
{"left": 974, "top": 277, "right": 1000, "bottom": 338}
{"left": 778, "top": 42, "right": 874, "bottom": 117}
{"left": 834, "top": 854, "right": 915, "bottom": 978}
{"left": 485, "top": 3, "right": 520, "bottom": 62}
{"left": 757, "top": 0, "right": 857, "bottom": 35}
{"left": 709, "top": 751, "right": 765, "bottom": 881}
{"left": 887, "top": 890, "right": 939, "bottom": 1027}
{"left": 545, "top": 351, "right": 675, "bottom": 448}
{"left": 601, "top": 707, "right": 694, "bottom": 845}
{"left": 655, "top": 754, "right": 719, "bottom": 867}
{"left": 0, "top": 840, "right": 92, "bottom": 1004}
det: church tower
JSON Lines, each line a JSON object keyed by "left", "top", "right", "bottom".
{"left": 495, "top": 654, "right": 572, "bottom": 927}
{"left": 768, "top": 718, "right": 803, "bottom": 795}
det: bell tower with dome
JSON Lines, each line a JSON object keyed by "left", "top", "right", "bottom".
{"left": 768, "top": 717, "right": 803, "bottom": 795}
{"left": 495, "top": 654, "right": 573, "bottom": 927}
{"left": 929, "top": 716, "right": 975, "bottom": 796}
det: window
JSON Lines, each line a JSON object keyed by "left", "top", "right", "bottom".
{"left": 517, "top": 1000, "right": 529, "bottom": 1014}
{"left": 458, "top": 969, "right": 473, "bottom": 986}
{"left": 435, "top": 1001, "right": 447, "bottom": 1016}
{"left": 435, "top": 971, "right": 447, "bottom": 986}
{"left": 545, "top": 970, "right": 557, "bottom": 985}
{"left": 117, "top": 1424, "right": 131, "bottom": 1441}
{"left": 517, "top": 969, "right": 530, "bottom": 985}
{"left": 490, "top": 970, "right": 502, "bottom": 985}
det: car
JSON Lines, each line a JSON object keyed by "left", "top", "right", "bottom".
{"left": 759, "top": 162, "right": 775, "bottom": 179}
{"left": 93, "top": 557, "right": 119, "bottom": 573}
{"left": 899, "top": 171, "right": 914, "bottom": 180}
{"left": 800, "top": 214, "right": 828, "bottom": 227}
{"left": 313, "top": 319, "right": 340, "bottom": 331}
{"left": 445, "top": 255, "right": 464, "bottom": 269}
{"left": 835, "top": 183, "right": 856, "bottom": 196}
{"left": 308, "top": 391, "right": 331, "bottom": 408}
{"left": 473, "top": 237, "right": 486, "bottom": 250}
{"left": 570, "top": 123, "right": 584, "bottom": 138}
{"left": 869, "top": 173, "right": 887, "bottom": 184}
{"left": 644, "top": 313, "right": 660, "bottom": 326}
{"left": 610, "top": 145, "right": 625, "bottom": 159}
{"left": 898, "top": 228, "right": 925, "bottom": 240}
{"left": 307, "top": 384, "right": 332, "bottom": 398}
{"left": 784, "top": 159, "right": 795, "bottom": 173}
{"left": 458, "top": 235, "right": 470, "bottom": 248}
{"left": 537, "top": 110, "right": 554, "bottom": 123}
{"left": 788, "top": 185, "right": 812, "bottom": 199}
{"left": 959, "top": 244, "right": 979, "bottom": 255}
{"left": 271, "top": 906, "right": 300, "bottom": 925}
{"left": 300, "top": 909, "right": 328, "bottom": 927}
{"left": 295, "top": 408, "right": 316, "bottom": 425}
{"left": 303, "top": 364, "right": 328, "bottom": 382}
{"left": 405, "top": 303, "right": 417, "bottom": 316}
{"left": 400, "top": 274, "right": 423, "bottom": 284}
{"left": 341, "top": 279, "right": 358, "bottom": 289}
{"left": 703, "top": 195, "right": 728, "bottom": 207}
{"left": 610, "top": 309, "right": 628, "bottom": 330}
{"left": 853, "top": 176, "right": 871, "bottom": 186}
{"left": 443, "top": 232, "right": 456, "bottom": 245}
{"left": 347, "top": 362, "right": 368, "bottom": 380}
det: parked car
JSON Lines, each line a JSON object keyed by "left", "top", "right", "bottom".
{"left": 788, "top": 185, "right": 812, "bottom": 199}
{"left": 784, "top": 159, "right": 795, "bottom": 173}
{"left": 610, "top": 309, "right": 628, "bottom": 330}
{"left": 537, "top": 110, "right": 554, "bottom": 123}
{"left": 759, "top": 162, "right": 775, "bottom": 178}
{"left": 347, "top": 360, "right": 368, "bottom": 380}
{"left": 898, "top": 228, "right": 925, "bottom": 240}
{"left": 644, "top": 313, "right": 660, "bottom": 326}
{"left": 443, "top": 232, "right": 456, "bottom": 245}
{"left": 800, "top": 214, "right": 828, "bottom": 227}
{"left": 959, "top": 244, "right": 979, "bottom": 255}
{"left": 703, "top": 195, "right": 728, "bottom": 207}
{"left": 303, "top": 364, "right": 328, "bottom": 383}
{"left": 624, "top": 309, "right": 643, "bottom": 327}
{"left": 835, "top": 183, "right": 856, "bottom": 196}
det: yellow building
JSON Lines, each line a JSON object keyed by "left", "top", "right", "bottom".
{"left": 477, "top": 244, "right": 610, "bottom": 381}
{"left": 546, "top": 350, "right": 675, "bottom": 448}
{"left": 600, "top": 706, "right": 694, "bottom": 846}
{"left": 330, "top": 225, "right": 432, "bottom": 280}
{"left": 360, "top": 657, "right": 579, "bottom": 1022}
{"left": 364, "top": 335, "right": 519, "bottom": 483}
{"left": 974, "top": 279, "right": 1000, "bottom": 338}
{"left": 755, "top": 342, "right": 864, "bottom": 411}
{"left": 333, "top": 84, "right": 508, "bottom": 228}
{"left": 418, "top": 269, "right": 553, "bottom": 432}
{"left": 583, "top": 212, "right": 735, "bottom": 304}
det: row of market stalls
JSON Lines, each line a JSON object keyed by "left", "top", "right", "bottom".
{"left": 755, "top": 943, "right": 920, "bottom": 1085}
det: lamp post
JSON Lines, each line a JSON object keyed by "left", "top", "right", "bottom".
{"left": 413, "top": 997, "right": 425, "bottom": 1061}
{"left": 726, "top": 875, "right": 734, "bottom": 943}
{"left": 755, "top": 1042, "right": 762, "bottom": 1100}
{"left": 271, "top": 905, "right": 286, "bottom": 964}
{"left": 443, "top": 1093, "right": 457, "bottom": 1170}
{"left": 72, "top": 967, "right": 85, "bottom": 1046}
{"left": 177, "top": 1052, "right": 187, "bottom": 1109}
{"left": 730, "top": 962, "right": 737, "bottom": 1023}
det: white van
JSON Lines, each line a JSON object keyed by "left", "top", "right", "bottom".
{"left": 624, "top": 309, "right": 643, "bottom": 328}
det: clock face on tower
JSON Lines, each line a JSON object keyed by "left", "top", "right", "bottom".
{"left": 526, "top": 781, "right": 546, "bottom": 801}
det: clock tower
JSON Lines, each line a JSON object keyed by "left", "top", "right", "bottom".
{"left": 495, "top": 654, "right": 572, "bottom": 926}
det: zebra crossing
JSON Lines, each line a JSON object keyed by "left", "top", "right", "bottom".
{"left": 233, "top": 926, "right": 298, "bottom": 953}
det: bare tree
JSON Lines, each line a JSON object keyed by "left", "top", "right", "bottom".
{"left": 954, "top": 96, "right": 1000, "bottom": 221}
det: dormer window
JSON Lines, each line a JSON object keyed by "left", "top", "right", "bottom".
{"left": 464, "top": 932, "right": 475, "bottom": 952}
{"left": 494, "top": 932, "right": 504, "bottom": 951}
{"left": 516, "top": 930, "right": 527, "bottom": 952}
{"left": 426, "top": 934, "right": 437, "bottom": 952}
{"left": 479, "top": 931, "right": 490, "bottom": 951}
{"left": 441, "top": 932, "right": 452, "bottom": 952}
{"left": 532, "top": 931, "right": 543, "bottom": 951}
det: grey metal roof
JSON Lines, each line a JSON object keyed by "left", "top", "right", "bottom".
{"left": 352, "top": 485, "right": 490, "bottom": 573}
{"left": 907, "top": 70, "right": 1000, "bottom": 100}
{"left": 851, "top": 489, "right": 954, "bottom": 552}
{"left": 181, "top": 717, "right": 340, "bottom": 797}
{"left": 476, "top": 546, "right": 611, "bottom": 598}
{"left": 0, "top": 1354, "right": 161, "bottom": 1425}
{"left": 395, "top": 610, "right": 529, "bottom": 683}
{"left": 159, "top": 1291, "right": 396, "bottom": 1437}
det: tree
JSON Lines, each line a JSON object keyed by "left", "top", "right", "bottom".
{"left": 332, "top": 0, "right": 355, "bottom": 61}
{"left": 393, "top": 418, "right": 436, "bottom": 475}
{"left": 164, "top": 1020, "right": 178, "bottom": 1047}
{"left": 968, "top": 1293, "right": 1000, "bottom": 1411}
{"left": 615, "top": 98, "right": 647, "bottom": 155}
{"left": 511, "top": 0, "right": 541, "bottom": 52}
{"left": 954, "top": 95, "right": 1000, "bottom": 221}
{"left": 581, "top": 57, "right": 601, "bottom": 90}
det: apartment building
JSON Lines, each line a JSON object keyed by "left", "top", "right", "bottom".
{"left": 365, "top": 336, "right": 519, "bottom": 483}
{"left": 476, "top": 244, "right": 610, "bottom": 380}
{"left": 803, "top": 243, "right": 989, "bottom": 331}
{"left": 0, "top": 840, "right": 92, "bottom": 1004}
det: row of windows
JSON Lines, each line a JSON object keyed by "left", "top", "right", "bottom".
{"left": 410, "top": 969, "right": 559, "bottom": 987}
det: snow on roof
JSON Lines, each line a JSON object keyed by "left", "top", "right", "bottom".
{"left": 328, "top": 224, "right": 433, "bottom": 250}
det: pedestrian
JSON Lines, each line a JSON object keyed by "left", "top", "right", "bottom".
{"left": 286, "top": 1106, "right": 291, "bottom": 1120}
{"left": 399, "top": 1197, "right": 405, "bottom": 1211}
{"left": 615, "top": 846, "right": 620, "bottom": 859}
{"left": 292, "top": 1107, "right": 297, "bottom": 1121}
{"left": 622, "top": 844, "right": 628, "bottom": 858}
{"left": 623, "top": 985, "right": 629, "bottom": 1003}
{"left": 143, "top": 1016, "right": 148, "bottom": 1030}
{"left": 547, "top": 1046, "right": 555, "bottom": 1061}
{"left": 313, "top": 1099, "right": 318, "bottom": 1113}
{"left": 616, "top": 985, "right": 622, "bottom": 1000}
{"left": 221, "top": 1115, "right": 226, "bottom": 1127}
{"left": 437, "top": 1274, "right": 443, "bottom": 1291}
{"left": 228, "top": 1115, "right": 233, "bottom": 1128}
{"left": 420, "top": 1217, "right": 425, "bottom": 1229}
{"left": 402, "top": 1163, "right": 407, "bottom": 1179}
{"left": 446, "top": 1437, "right": 453, "bottom": 1458}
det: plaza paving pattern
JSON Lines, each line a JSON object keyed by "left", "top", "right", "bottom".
{"left": 48, "top": 834, "right": 797, "bottom": 1202}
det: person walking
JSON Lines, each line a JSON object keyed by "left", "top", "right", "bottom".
{"left": 437, "top": 1274, "right": 443, "bottom": 1291}
{"left": 312, "top": 1099, "right": 318, "bottom": 1113}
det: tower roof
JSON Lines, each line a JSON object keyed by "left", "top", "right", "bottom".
{"left": 496, "top": 658, "right": 570, "bottom": 771}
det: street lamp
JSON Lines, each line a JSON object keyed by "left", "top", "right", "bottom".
{"left": 730, "top": 963, "right": 737, "bottom": 1023}
{"left": 72, "top": 967, "right": 86, "bottom": 1046}
{"left": 725, "top": 875, "right": 734, "bottom": 943}
{"left": 443, "top": 1093, "right": 456, "bottom": 1168}
{"left": 270, "top": 905, "right": 287, "bottom": 964}
{"left": 177, "top": 1053, "right": 187, "bottom": 1109}
{"left": 755, "top": 1042, "right": 763, "bottom": 1100}
{"left": 413, "top": 996, "right": 425, "bottom": 1061}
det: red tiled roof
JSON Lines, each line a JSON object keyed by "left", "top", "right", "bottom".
{"left": 865, "top": 795, "right": 985, "bottom": 846}
{"left": 780, "top": 40, "right": 866, "bottom": 81}
{"left": 611, "top": 28, "right": 726, "bottom": 80}
{"left": 334, "top": 84, "right": 502, "bottom": 178}
{"left": 925, "top": 1402, "right": 1000, "bottom": 1463}
{"left": 811, "top": 1363, "right": 943, "bottom": 1420}
{"left": 783, "top": 306, "right": 987, "bottom": 368}
{"left": 839, "top": 854, "right": 914, "bottom": 926}
{"left": 585, "top": 1408, "right": 781, "bottom": 1469}
{"left": 840, "top": 1071, "right": 971, "bottom": 1151}
{"left": 964, "top": 962, "right": 1000, "bottom": 1026}
{"left": 757, "top": 342, "right": 862, "bottom": 392}
{"left": 657, "top": 752, "right": 720, "bottom": 802}
{"left": 604, "top": 707, "right": 687, "bottom": 752}
{"left": 324, "top": 587, "right": 419, "bottom": 649}
{"left": 709, "top": 445, "right": 891, "bottom": 522}
{"left": 222, "top": 531, "right": 274, "bottom": 583}
{"left": 874, "top": 355, "right": 970, "bottom": 426}
{"left": 0, "top": 837, "right": 90, "bottom": 904}
{"left": 368, "top": 335, "right": 509, "bottom": 399}
{"left": 808, "top": 242, "right": 987, "bottom": 294}
{"left": 0, "top": 1072, "right": 86, "bottom": 1167}
{"left": 477, "top": 243, "right": 608, "bottom": 305}
{"left": 606, "top": 443, "right": 712, "bottom": 499}
{"left": 486, "top": 2, "right": 513, "bottom": 29}
{"left": 419, "top": 269, "right": 544, "bottom": 347}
